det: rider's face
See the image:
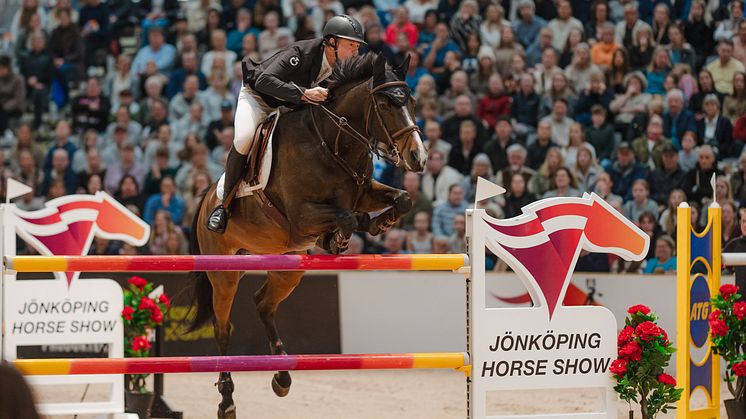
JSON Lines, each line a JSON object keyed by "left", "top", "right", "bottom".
{"left": 334, "top": 38, "right": 361, "bottom": 60}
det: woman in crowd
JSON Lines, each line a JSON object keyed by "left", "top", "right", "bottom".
{"left": 643, "top": 235, "right": 677, "bottom": 273}
{"left": 689, "top": 70, "right": 725, "bottom": 118}
{"left": 540, "top": 72, "right": 577, "bottom": 119}
{"left": 559, "top": 28, "right": 586, "bottom": 69}
{"left": 571, "top": 142, "right": 601, "bottom": 193}
{"left": 630, "top": 26, "right": 656, "bottom": 72}
{"left": 585, "top": 0, "right": 611, "bottom": 42}
{"left": 115, "top": 174, "right": 145, "bottom": 214}
{"left": 406, "top": 211, "right": 434, "bottom": 254}
{"left": 494, "top": 27, "right": 523, "bottom": 77}
{"left": 543, "top": 167, "right": 581, "bottom": 198}
{"left": 651, "top": 3, "right": 672, "bottom": 45}
{"left": 722, "top": 200, "right": 741, "bottom": 245}
{"left": 645, "top": 46, "right": 671, "bottom": 95}
{"left": 624, "top": 179, "right": 659, "bottom": 222}
{"left": 683, "top": 0, "right": 715, "bottom": 71}
{"left": 659, "top": 189, "right": 687, "bottom": 236}
{"left": 529, "top": 147, "right": 564, "bottom": 196}
{"left": 502, "top": 172, "right": 537, "bottom": 219}
{"left": 148, "top": 209, "right": 185, "bottom": 255}
{"left": 479, "top": 3, "right": 509, "bottom": 49}
{"left": 565, "top": 42, "right": 599, "bottom": 93}
{"left": 605, "top": 48, "right": 630, "bottom": 95}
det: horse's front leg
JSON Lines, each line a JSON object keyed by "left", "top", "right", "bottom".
{"left": 355, "top": 180, "right": 412, "bottom": 235}
{"left": 297, "top": 202, "right": 359, "bottom": 254}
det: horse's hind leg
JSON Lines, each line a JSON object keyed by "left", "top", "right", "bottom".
{"left": 210, "top": 271, "right": 241, "bottom": 419}
{"left": 253, "top": 269, "right": 304, "bottom": 397}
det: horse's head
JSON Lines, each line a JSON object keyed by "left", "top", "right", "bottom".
{"left": 582, "top": 194, "right": 649, "bottom": 261}
{"left": 368, "top": 53, "right": 427, "bottom": 173}
{"left": 93, "top": 192, "right": 150, "bottom": 246}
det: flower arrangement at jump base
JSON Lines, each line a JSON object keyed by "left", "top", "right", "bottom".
{"left": 709, "top": 284, "right": 746, "bottom": 417}
{"left": 121, "top": 275, "right": 170, "bottom": 394}
{"left": 610, "top": 304, "right": 682, "bottom": 419}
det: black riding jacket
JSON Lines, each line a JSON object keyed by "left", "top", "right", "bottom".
{"left": 242, "top": 38, "right": 325, "bottom": 108}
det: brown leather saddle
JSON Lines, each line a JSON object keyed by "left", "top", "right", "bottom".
{"left": 225, "top": 113, "right": 290, "bottom": 230}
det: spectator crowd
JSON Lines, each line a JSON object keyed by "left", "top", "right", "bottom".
{"left": 0, "top": 0, "right": 745, "bottom": 272}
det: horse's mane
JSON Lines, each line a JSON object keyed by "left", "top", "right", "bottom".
{"left": 326, "top": 53, "right": 378, "bottom": 93}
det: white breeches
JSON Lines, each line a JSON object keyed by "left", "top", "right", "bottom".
{"left": 217, "top": 86, "right": 275, "bottom": 200}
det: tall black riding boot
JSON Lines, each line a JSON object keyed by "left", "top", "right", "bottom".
{"left": 207, "top": 146, "right": 248, "bottom": 233}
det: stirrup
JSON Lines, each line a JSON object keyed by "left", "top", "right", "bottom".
{"left": 207, "top": 205, "right": 228, "bottom": 233}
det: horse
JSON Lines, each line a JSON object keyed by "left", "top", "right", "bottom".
{"left": 188, "top": 53, "right": 427, "bottom": 419}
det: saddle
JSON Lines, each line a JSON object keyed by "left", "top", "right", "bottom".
{"left": 226, "top": 112, "right": 290, "bottom": 231}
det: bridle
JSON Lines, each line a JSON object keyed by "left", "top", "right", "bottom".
{"left": 304, "top": 80, "right": 421, "bottom": 185}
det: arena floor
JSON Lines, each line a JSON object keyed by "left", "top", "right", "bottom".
{"left": 35, "top": 369, "right": 727, "bottom": 418}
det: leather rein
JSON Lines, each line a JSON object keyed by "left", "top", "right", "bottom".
{"left": 304, "top": 80, "right": 421, "bottom": 186}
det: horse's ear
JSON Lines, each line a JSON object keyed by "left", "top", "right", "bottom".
{"left": 394, "top": 55, "right": 410, "bottom": 81}
{"left": 373, "top": 53, "right": 387, "bottom": 86}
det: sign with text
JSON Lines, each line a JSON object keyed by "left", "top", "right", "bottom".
{"left": 468, "top": 194, "right": 649, "bottom": 419}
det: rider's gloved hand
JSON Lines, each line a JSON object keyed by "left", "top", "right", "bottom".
{"left": 302, "top": 87, "right": 329, "bottom": 103}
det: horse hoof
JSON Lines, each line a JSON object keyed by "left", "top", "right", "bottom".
{"left": 272, "top": 372, "right": 291, "bottom": 397}
{"left": 217, "top": 404, "right": 236, "bottom": 419}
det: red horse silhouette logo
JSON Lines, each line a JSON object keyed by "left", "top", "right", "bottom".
{"left": 484, "top": 193, "right": 648, "bottom": 319}
{"left": 10, "top": 192, "right": 150, "bottom": 285}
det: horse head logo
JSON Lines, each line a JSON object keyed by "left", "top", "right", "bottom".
{"left": 483, "top": 193, "right": 648, "bottom": 320}
{"left": 10, "top": 192, "right": 150, "bottom": 286}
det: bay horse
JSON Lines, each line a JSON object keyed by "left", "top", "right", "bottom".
{"left": 189, "top": 53, "right": 427, "bottom": 419}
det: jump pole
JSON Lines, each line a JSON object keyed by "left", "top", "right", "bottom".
{"left": 5, "top": 254, "right": 468, "bottom": 272}
{"left": 13, "top": 352, "right": 470, "bottom": 375}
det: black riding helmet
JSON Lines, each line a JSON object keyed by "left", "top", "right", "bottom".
{"left": 322, "top": 15, "right": 367, "bottom": 46}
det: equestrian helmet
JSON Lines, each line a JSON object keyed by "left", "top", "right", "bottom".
{"left": 323, "top": 15, "right": 367, "bottom": 45}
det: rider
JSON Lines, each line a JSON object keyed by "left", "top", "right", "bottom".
{"left": 207, "top": 15, "right": 366, "bottom": 233}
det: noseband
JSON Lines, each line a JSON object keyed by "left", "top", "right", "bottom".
{"left": 306, "top": 80, "right": 421, "bottom": 185}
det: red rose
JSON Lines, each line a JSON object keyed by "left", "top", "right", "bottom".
{"left": 720, "top": 284, "right": 739, "bottom": 299}
{"left": 138, "top": 297, "right": 155, "bottom": 311}
{"left": 618, "top": 341, "right": 642, "bottom": 361}
{"left": 617, "top": 326, "right": 634, "bottom": 347}
{"left": 609, "top": 359, "right": 627, "bottom": 377}
{"left": 657, "top": 373, "right": 676, "bottom": 386}
{"left": 627, "top": 304, "right": 651, "bottom": 315}
{"left": 710, "top": 318, "right": 730, "bottom": 337}
{"left": 122, "top": 306, "right": 134, "bottom": 321}
{"left": 131, "top": 335, "right": 151, "bottom": 352}
{"left": 150, "top": 306, "right": 163, "bottom": 323}
{"left": 158, "top": 294, "right": 170, "bottom": 308}
{"left": 661, "top": 329, "right": 669, "bottom": 345}
{"left": 709, "top": 309, "right": 722, "bottom": 322}
{"left": 635, "top": 321, "right": 664, "bottom": 342}
{"left": 733, "top": 361, "right": 746, "bottom": 377}
{"left": 735, "top": 302, "right": 746, "bottom": 320}
{"left": 128, "top": 276, "right": 148, "bottom": 289}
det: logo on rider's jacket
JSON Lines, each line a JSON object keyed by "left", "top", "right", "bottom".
{"left": 289, "top": 56, "right": 300, "bottom": 66}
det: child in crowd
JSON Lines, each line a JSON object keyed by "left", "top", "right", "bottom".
{"left": 624, "top": 179, "right": 659, "bottom": 222}
{"left": 678, "top": 131, "right": 699, "bottom": 172}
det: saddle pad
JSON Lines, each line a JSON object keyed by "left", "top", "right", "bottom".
{"left": 236, "top": 110, "right": 280, "bottom": 199}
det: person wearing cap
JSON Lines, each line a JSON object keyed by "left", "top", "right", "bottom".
{"left": 206, "top": 14, "right": 366, "bottom": 233}
{"left": 647, "top": 143, "right": 685, "bottom": 205}
{"left": 206, "top": 99, "right": 236, "bottom": 150}
{"left": 608, "top": 141, "right": 648, "bottom": 201}
{"left": 697, "top": 93, "right": 739, "bottom": 158}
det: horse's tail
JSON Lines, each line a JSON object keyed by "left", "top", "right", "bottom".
{"left": 187, "top": 190, "right": 215, "bottom": 332}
